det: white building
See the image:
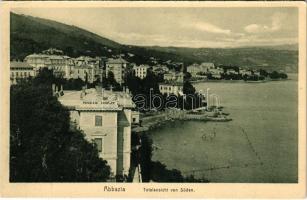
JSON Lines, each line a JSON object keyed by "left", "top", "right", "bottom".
{"left": 58, "top": 87, "right": 135, "bottom": 178}
{"left": 240, "top": 69, "right": 253, "bottom": 76}
{"left": 187, "top": 62, "right": 216, "bottom": 77}
{"left": 133, "top": 65, "right": 150, "bottom": 79}
{"left": 159, "top": 82, "right": 183, "bottom": 96}
{"left": 226, "top": 69, "right": 238, "bottom": 75}
{"left": 200, "top": 62, "right": 215, "bottom": 71}
{"left": 24, "top": 54, "right": 51, "bottom": 72}
{"left": 187, "top": 64, "right": 202, "bottom": 76}
{"left": 24, "top": 52, "right": 74, "bottom": 79}
{"left": 10, "top": 61, "right": 35, "bottom": 85}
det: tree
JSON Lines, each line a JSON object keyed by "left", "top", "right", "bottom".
{"left": 269, "top": 71, "right": 280, "bottom": 79}
{"left": 280, "top": 73, "right": 288, "bottom": 79}
{"left": 106, "top": 71, "right": 122, "bottom": 91}
{"left": 10, "top": 72, "right": 110, "bottom": 182}
{"left": 183, "top": 81, "right": 195, "bottom": 95}
{"left": 259, "top": 69, "right": 269, "bottom": 77}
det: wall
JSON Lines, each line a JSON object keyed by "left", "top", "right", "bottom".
{"left": 79, "top": 111, "right": 118, "bottom": 175}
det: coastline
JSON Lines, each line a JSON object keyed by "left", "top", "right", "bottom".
{"left": 189, "top": 74, "right": 298, "bottom": 84}
{"left": 132, "top": 109, "right": 231, "bottom": 133}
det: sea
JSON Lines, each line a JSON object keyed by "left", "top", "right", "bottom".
{"left": 149, "top": 74, "right": 298, "bottom": 183}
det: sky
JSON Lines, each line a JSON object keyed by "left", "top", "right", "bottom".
{"left": 12, "top": 7, "right": 298, "bottom": 48}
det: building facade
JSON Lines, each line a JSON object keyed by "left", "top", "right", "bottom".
{"left": 24, "top": 53, "right": 73, "bottom": 79}
{"left": 72, "top": 64, "right": 96, "bottom": 83}
{"left": 133, "top": 65, "right": 150, "bottom": 79}
{"left": 58, "top": 87, "right": 134, "bottom": 178}
{"left": 73, "top": 56, "right": 102, "bottom": 83}
{"left": 159, "top": 83, "right": 183, "bottom": 96}
{"left": 106, "top": 58, "right": 128, "bottom": 85}
{"left": 10, "top": 61, "right": 35, "bottom": 85}
{"left": 187, "top": 64, "right": 202, "bottom": 77}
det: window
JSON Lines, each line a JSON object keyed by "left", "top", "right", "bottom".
{"left": 95, "top": 115, "right": 103, "bottom": 126}
{"left": 93, "top": 138, "right": 103, "bottom": 152}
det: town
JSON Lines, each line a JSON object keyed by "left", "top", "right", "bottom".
{"left": 10, "top": 47, "right": 288, "bottom": 182}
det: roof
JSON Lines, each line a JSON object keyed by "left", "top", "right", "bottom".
{"left": 159, "top": 82, "right": 183, "bottom": 86}
{"left": 10, "top": 61, "right": 33, "bottom": 69}
{"left": 24, "top": 54, "right": 70, "bottom": 60}
{"left": 200, "top": 62, "right": 215, "bottom": 67}
{"left": 58, "top": 88, "right": 134, "bottom": 111}
{"left": 49, "top": 55, "right": 66, "bottom": 60}
{"left": 107, "top": 58, "right": 128, "bottom": 64}
{"left": 133, "top": 64, "right": 150, "bottom": 69}
{"left": 24, "top": 54, "right": 49, "bottom": 59}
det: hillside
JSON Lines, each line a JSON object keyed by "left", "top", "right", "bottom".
{"left": 10, "top": 12, "right": 298, "bottom": 72}
{"left": 146, "top": 46, "right": 298, "bottom": 72}
{"left": 10, "top": 12, "right": 121, "bottom": 59}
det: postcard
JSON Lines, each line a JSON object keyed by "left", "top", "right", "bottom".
{"left": 0, "top": 1, "right": 306, "bottom": 198}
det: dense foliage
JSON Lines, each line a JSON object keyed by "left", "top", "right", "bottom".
{"left": 10, "top": 71, "right": 111, "bottom": 182}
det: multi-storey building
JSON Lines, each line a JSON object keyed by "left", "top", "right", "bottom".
{"left": 58, "top": 86, "right": 135, "bottom": 178}
{"left": 72, "top": 64, "right": 96, "bottom": 83}
{"left": 24, "top": 52, "right": 73, "bottom": 79}
{"left": 133, "top": 64, "right": 150, "bottom": 79}
{"left": 159, "top": 82, "right": 183, "bottom": 96}
{"left": 106, "top": 58, "right": 128, "bottom": 85}
{"left": 74, "top": 56, "right": 102, "bottom": 83}
{"left": 200, "top": 62, "right": 215, "bottom": 71}
{"left": 24, "top": 54, "right": 51, "bottom": 72}
{"left": 187, "top": 64, "right": 202, "bottom": 76}
{"left": 10, "top": 61, "right": 35, "bottom": 85}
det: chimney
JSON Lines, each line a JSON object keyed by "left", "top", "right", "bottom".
{"left": 126, "top": 87, "right": 129, "bottom": 94}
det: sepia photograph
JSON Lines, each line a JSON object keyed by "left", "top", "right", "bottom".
{"left": 0, "top": 1, "right": 306, "bottom": 198}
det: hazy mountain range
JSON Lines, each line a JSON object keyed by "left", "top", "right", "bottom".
{"left": 10, "top": 12, "right": 298, "bottom": 72}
